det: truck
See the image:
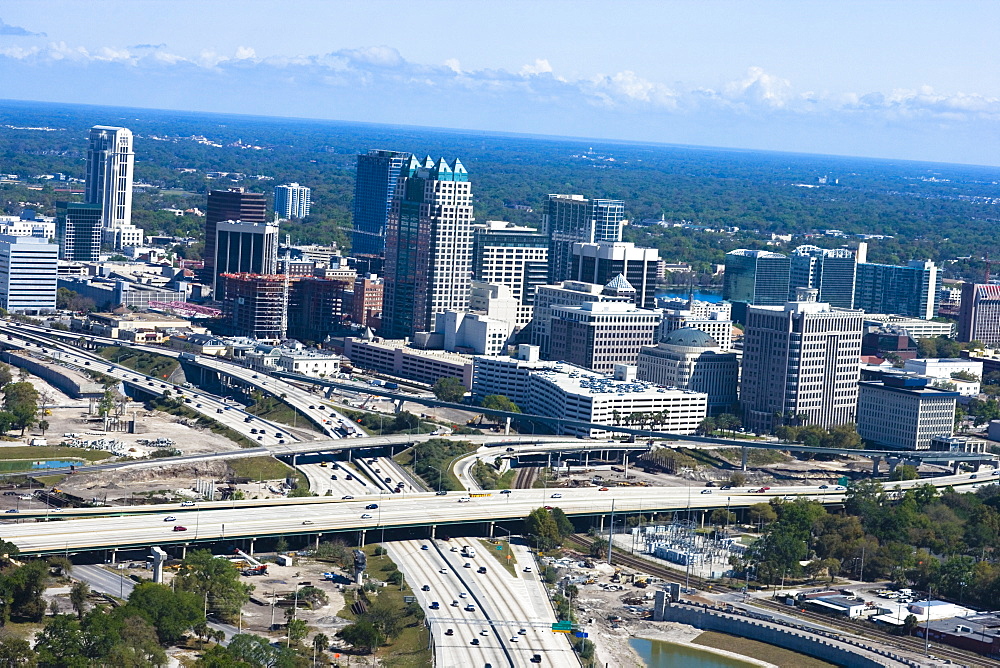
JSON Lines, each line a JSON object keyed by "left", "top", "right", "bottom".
{"left": 461, "top": 545, "right": 476, "bottom": 558}
{"left": 384, "top": 382, "right": 399, "bottom": 390}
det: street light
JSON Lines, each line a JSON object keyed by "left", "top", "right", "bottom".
{"left": 427, "top": 465, "right": 444, "bottom": 492}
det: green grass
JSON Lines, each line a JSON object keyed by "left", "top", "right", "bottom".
{"left": 148, "top": 397, "right": 256, "bottom": 448}
{"left": 0, "top": 446, "right": 112, "bottom": 463}
{"left": 361, "top": 545, "right": 432, "bottom": 668}
{"left": 247, "top": 395, "right": 317, "bottom": 433}
{"left": 716, "top": 448, "right": 791, "bottom": 465}
{"left": 99, "top": 346, "right": 179, "bottom": 379}
{"left": 228, "top": 456, "right": 296, "bottom": 481}
{"left": 479, "top": 538, "right": 517, "bottom": 577}
{"left": 693, "top": 631, "right": 836, "bottom": 668}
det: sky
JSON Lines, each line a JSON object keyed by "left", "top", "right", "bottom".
{"left": 1, "top": 0, "right": 999, "bottom": 166}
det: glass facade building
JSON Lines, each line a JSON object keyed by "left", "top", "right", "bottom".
{"left": 722, "top": 249, "right": 790, "bottom": 322}
{"left": 56, "top": 202, "right": 102, "bottom": 262}
{"left": 352, "top": 150, "right": 412, "bottom": 257}
{"left": 543, "top": 194, "right": 624, "bottom": 283}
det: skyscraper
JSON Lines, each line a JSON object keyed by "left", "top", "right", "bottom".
{"left": 352, "top": 150, "right": 412, "bottom": 257}
{"left": 569, "top": 241, "right": 659, "bottom": 308}
{"left": 382, "top": 156, "right": 474, "bottom": 338}
{"left": 85, "top": 125, "right": 143, "bottom": 248}
{"left": 958, "top": 283, "right": 1000, "bottom": 346}
{"left": 722, "top": 249, "right": 790, "bottom": 322}
{"left": 740, "top": 289, "right": 864, "bottom": 434}
{"left": 274, "top": 183, "right": 311, "bottom": 219}
{"left": 854, "top": 260, "right": 938, "bottom": 319}
{"left": 0, "top": 235, "right": 58, "bottom": 314}
{"left": 213, "top": 221, "right": 279, "bottom": 298}
{"left": 56, "top": 202, "right": 102, "bottom": 262}
{"left": 789, "top": 245, "right": 857, "bottom": 308}
{"left": 204, "top": 188, "right": 267, "bottom": 286}
{"left": 544, "top": 194, "right": 624, "bottom": 283}
{"left": 472, "top": 221, "right": 549, "bottom": 327}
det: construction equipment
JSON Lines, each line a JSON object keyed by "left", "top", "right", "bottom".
{"left": 242, "top": 564, "right": 268, "bottom": 576}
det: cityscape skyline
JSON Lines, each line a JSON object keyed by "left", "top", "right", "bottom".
{"left": 0, "top": 2, "right": 998, "bottom": 166}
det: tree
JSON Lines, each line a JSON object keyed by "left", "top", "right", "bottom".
{"left": 286, "top": 618, "right": 308, "bottom": 646}
{"left": 748, "top": 502, "right": 777, "bottom": 529}
{"left": 480, "top": 394, "right": 520, "bottom": 413}
{"left": 37, "top": 419, "right": 49, "bottom": 436}
{"left": 3, "top": 382, "right": 38, "bottom": 436}
{"left": 69, "top": 581, "right": 89, "bottom": 619}
{"left": 104, "top": 615, "right": 168, "bottom": 667}
{"left": 710, "top": 509, "right": 736, "bottom": 526}
{"left": 338, "top": 620, "right": 384, "bottom": 654}
{"left": 525, "top": 507, "right": 562, "bottom": 550}
{"left": 432, "top": 377, "right": 467, "bottom": 403}
{"left": 0, "top": 363, "right": 12, "bottom": 388}
{"left": 588, "top": 537, "right": 609, "bottom": 558}
{"left": 549, "top": 507, "right": 575, "bottom": 538}
{"left": 123, "top": 582, "right": 204, "bottom": 646}
{"left": 729, "top": 472, "right": 747, "bottom": 487}
{"left": 3, "top": 559, "right": 49, "bottom": 621}
{"left": 0, "top": 637, "right": 35, "bottom": 667}
{"left": 902, "top": 613, "right": 919, "bottom": 636}
{"left": 174, "top": 549, "right": 253, "bottom": 622}
{"left": 889, "top": 465, "right": 919, "bottom": 481}
{"left": 224, "top": 633, "right": 280, "bottom": 666}
{"left": 33, "top": 614, "right": 87, "bottom": 668}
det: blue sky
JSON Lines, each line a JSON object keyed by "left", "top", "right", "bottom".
{"left": 2, "top": 1, "right": 999, "bottom": 165}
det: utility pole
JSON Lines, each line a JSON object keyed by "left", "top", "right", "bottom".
{"left": 607, "top": 500, "right": 616, "bottom": 565}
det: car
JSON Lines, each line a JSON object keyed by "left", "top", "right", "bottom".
{"left": 342, "top": 495, "right": 354, "bottom": 500}
{"left": 523, "top": 566, "right": 532, "bottom": 573}
{"left": 459, "top": 592, "right": 468, "bottom": 598}
{"left": 250, "top": 428, "right": 258, "bottom": 434}
{"left": 445, "top": 628, "right": 454, "bottom": 636}
{"left": 544, "top": 505, "right": 553, "bottom": 510}
{"left": 531, "top": 654, "right": 542, "bottom": 663}
{"left": 705, "top": 481, "right": 716, "bottom": 487}
{"left": 361, "top": 513, "right": 372, "bottom": 519}
{"left": 440, "top": 568, "right": 448, "bottom": 574}
{"left": 458, "top": 497, "right": 471, "bottom": 503}
{"left": 302, "top": 520, "right": 313, "bottom": 525}
{"left": 309, "top": 405, "right": 315, "bottom": 409}
{"left": 480, "top": 629, "right": 489, "bottom": 636}
{"left": 762, "top": 486, "right": 771, "bottom": 491}
{"left": 819, "top": 484, "right": 830, "bottom": 489}
{"left": 471, "top": 638, "right": 480, "bottom": 645}
{"left": 257, "top": 435, "right": 263, "bottom": 441}
{"left": 782, "top": 495, "right": 794, "bottom": 501}
{"left": 499, "top": 489, "right": 512, "bottom": 494}
{"left": 172, "top": 526, "right": 187, "bottom": 531}
{"left": 700, "top": 489, "right": 713, "bottom": 494}
{"left": 451, "top": 600, "right": 459, "bottom": 607}
{"left": 195, "top": 403, "right": 202, "bottom": 408}
{"left": 421, "top": 584, "right": 430, "bottom": 591}
{"left": 835, "top": 485, "right": 847, "bottom": 491}
{"left": 550, "top": 493, "right": 562, "bottom": 498}
{"left": 477, "top": 566, "right": 487, "bottom": 574}
{"left": 465, "top": 604, "right": 475, "bottom": 612}
{"left": 435, "top": 490, "right": 448, "bottom": 495}
{"left": 450, "top": 546, "right": 459, "bottom": 552}
{"left": 518, "top": 628, "right": 527, "bottom": 635}
{"left": 163, "top": 516, "right": 176, "bottom": 521}
{"left": 421, "top": 545, "right": 430, "bottom": 551}
{"left": 365, "top": 503, "right": 379, "bottom": 510}
{"left": 971, "top": 474, "right": 978, "bottom": 479}
{"left": 4, "top": 509, "right": 17, "bottom": 514}
{"left": 429, "top": 602, "right": 439, "bottom": 609}
{"left": 180, "top": 501, "right": 195, "bottom": 507}
{"left": 599, "top": 487, "right": 609, "bottom": 491}
{"left": 464, "top": 562, "right": 472, "bottom": 568}
{"left": 509, "top": 636, "right": 519, "bottom": 642}
{"left": 330, "top": 474, "right": 338, "bottom": 480}
{"left": 506, "top": 447, "right": 515, "bottom": 452}
{"left": 720, "top": 485, "right": 732, "bottom": 490}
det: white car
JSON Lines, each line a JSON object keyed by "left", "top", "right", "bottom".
{"left": 361, "top": 513, "right": 373, "bottom": 519}
{"left": 550, "top": 493, "right": 562, "bottom": 498}
{"left": 523, "top": 566, "right": 532, "bottom": 573}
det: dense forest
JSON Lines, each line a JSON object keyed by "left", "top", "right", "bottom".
{"left": 2, "top": 99, "right": 1000, "bottom": 278}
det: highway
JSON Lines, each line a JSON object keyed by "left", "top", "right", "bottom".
{"left": 2, "top": 469, "right": 996, "bottom": 555}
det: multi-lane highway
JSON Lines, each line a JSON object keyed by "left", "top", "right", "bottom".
{"left": 2, "top": 469, "right": 995, "bottom": 555}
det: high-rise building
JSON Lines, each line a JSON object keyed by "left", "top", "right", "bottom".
{"left": 789, "top": 245, "right": 856, "bottom": 308}
{"left": 740, "top": 288, "right": 864, "bottom": 433}
{"left": 56, "top": 202, "right": 102, "bottom": 262}
{"left": 569, "top": 241, "right": 659, "bottom": 308}
{"left": 659, "top": 303, "right": 735, "bottom": 351}
{"left": 472, "top": 221, "right": 548, "bottom": 327}
{"left": 548, "top": 298, "right": 661, "bottom": 373}
{"left": 204, "top": 188, "right": 267, "bottom": 281}
{"left": 0, "top": 235, "right": 58, "bottom": 314}
{"left": 85, "top": 126, "right": 142, "bottom": 248}
{"left": 857, "top": 375, "right": 957, "bottom": 450}
{"left": 220, "top": 273, "right": 351, "bottom": 342}
{"left": 854, "top": 260, "right": 937, "bottom": 320}
{"left": 351, "top": 273, "right": 384, "bottom": 330}
{"left": 544, "top": 194, "right": 624, "bottom": 283}
{"left": 382, "top": 156, "right": 474, "bottom": 338}
{"left": 274, "top": 183, "right": 311, "bottom": 219}
{"left": 531, "top": 277, "right": 637, "bottom": 358}
{"left": 213, "top": 221, "right": 279, "bottom": 298}
{"left": 722, "top": 249, "right": 790, "bottom": 322}
{"left": 352, "top": 149, "right": 412, "bottom": 257}
{"left": 637, "top": 328, "right": 740, "bottom": 415}
{"left": 958, "top": 283, "right": 1000, "bottom": 346}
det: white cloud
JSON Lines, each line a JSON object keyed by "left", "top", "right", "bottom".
{"left": 519, "top": 59, "right": 552, "bottom": 76}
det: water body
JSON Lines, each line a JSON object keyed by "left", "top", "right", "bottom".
{"left": 31, "top": 460, "right": 80, "bottom": 470}
{"left": 655, "top": 289, "right": 724, "bottom": 303}
{"left": 631, "top": 638, "right": 758, "bottom": 668}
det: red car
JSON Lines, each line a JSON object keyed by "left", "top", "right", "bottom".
{"left": 599, "top": 487, "right": 609, "bottom": 491}
{"left": 172, "top": 526, "right": 187, "bottom": 532}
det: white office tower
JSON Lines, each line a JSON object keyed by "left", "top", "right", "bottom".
{"left": 85, "top": 125, "right": 143, "bottom": 249}
{"left": 0, "top": 235, "right": 58, "bottom": 314}
{"left": 741, "top": 288, "right": 864, "bottom": 433}
{"left": 637, "top": 328, "right": 740, "bottom": 415}
{"left": 274, "top": 183, "right": 312, "bottom": 219}
{"left": 659, "top": 300, "right": 735, "bottom": 350}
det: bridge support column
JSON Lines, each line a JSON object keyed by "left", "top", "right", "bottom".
{"left": 888, "top": 458, "right": 900, "bottom": 475}
{"left": 315, "top": 534, "right": 321, "bottom": 549}
{"left": 150, "top": 547, "right": 167, "bottom": 584}
{"left": 248, "top": 538, "right": 255, "bottom": 557}
{"left": 974, "top": 460, "right": 983, "bottom": 472}
{"left": 109, "top": 548, "right": 117, "bottom": 565}
{"left": 741, "top": 447, "right": 748, "bottom": 472}
{"left": 871, "top": 456, "right": 882, "bottom": 476}
{"left": 181, "top": 544, "right": 188, "bottom": 559}
{"left": 700, "top": 511, "right": 706, "bottom": 529}
{"left": 430, "top": 525, "right": 436, "bottom": 540}
{"left": 359, "top": 529, "right": 366, "bottom": 547}
{"left": 585, "top": 452, "right": 589, "bottom": 468}
{"left": 953, "top": 461, "right": 961, "bottom": 475}
{"left": 598, "top": 515, "right": 604, "bottom": 532}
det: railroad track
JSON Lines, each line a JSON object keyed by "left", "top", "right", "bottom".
{"left": 513, "top": 465, "right": 537, "bottom": 489}
{"left": 565, "top": 535, "right": 993, "bottom": 668}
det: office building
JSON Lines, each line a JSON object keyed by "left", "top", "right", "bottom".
{"left": 351, "top": 273, "right": 384, "bottom": 330}
{"left": 659, "top": 299, "right": 735, "bottom": 350}
{"left": 741, "top": 289, "right": 864, "bottom": 433}
{"left": 570, "top": 241, "right": 659, "bottom": 308}
{"left": 383, "top": 156, "right": 474, "bottom": 338}
{"left": 548, "top": 296, "right": 661, "bottom": 373}
{"left": 85, "top": 125, "right": 143, "bottom": 248}
{"left": 854, "top": 260, "right": 938, "bottom": 320}
{"left": 56, "top": 202, "right": 102, "bottom": 262}
{"left": 544, "top": 194, "right": 624, "bottom": 283}
{"left": 723, "top": 249, "right": 790, "bottom": 322}
{"left": 220, "top": 273, "right": 286, "bottom": 341}
{"left": 344, "top": 334, "right": 474, "bottom": 388}
{"left": 213, "top": 221, "right": 279, "bottom": 298}
{"left": 862, "top": 314, "right": 955, "bottom": 339}
{"left": 958, "top": 283, "right": 1000, "bottom": 346}
{"left": 286, "top": 277, "right": 352, "bottom": 343}
{"left": 789, "top": 245, "right": 856, "bottom": 308}
{"left": 0, "top": 235, "right": 58, "bottom": 314}
{"left": 204, "top": 188, "right": 267, "bottom": 281}
{"left": 902, "top": 357, "right": 982, "bottom": 396}
{"left": 472, "top": 221, "right": 548, "bottom": 327}
{"left": 351, "top": 149, "right": 412, "bottom": 256}
{"left": 274, "top": 183, "right": 311, "bottom": 219}
{"left": 531, "top": 277, "right": 636, "bottom": 358}
{"left": 472, "top": 345, "right": 707, "bottom": 438}
{"left": 637, "top": 328, "right": 740, "bottom": 415}
{"left": 857, "top": 375, "right": 957, "bottom": 450}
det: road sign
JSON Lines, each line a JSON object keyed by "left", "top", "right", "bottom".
{"left": 838, "top": 476, "right": 849, "bottom": 486}
{"left": 574, "top": 631, "right": 589, "bottom": 638}
{"left": 496, "top": 545, "right": 503, "bottom": 551}
{"left": 551, "top": 621, "right": 573, "bottom": 632}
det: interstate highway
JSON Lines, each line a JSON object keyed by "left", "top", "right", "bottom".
{"left": 2, "top": 470, "right": 995, "bottom": 555}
